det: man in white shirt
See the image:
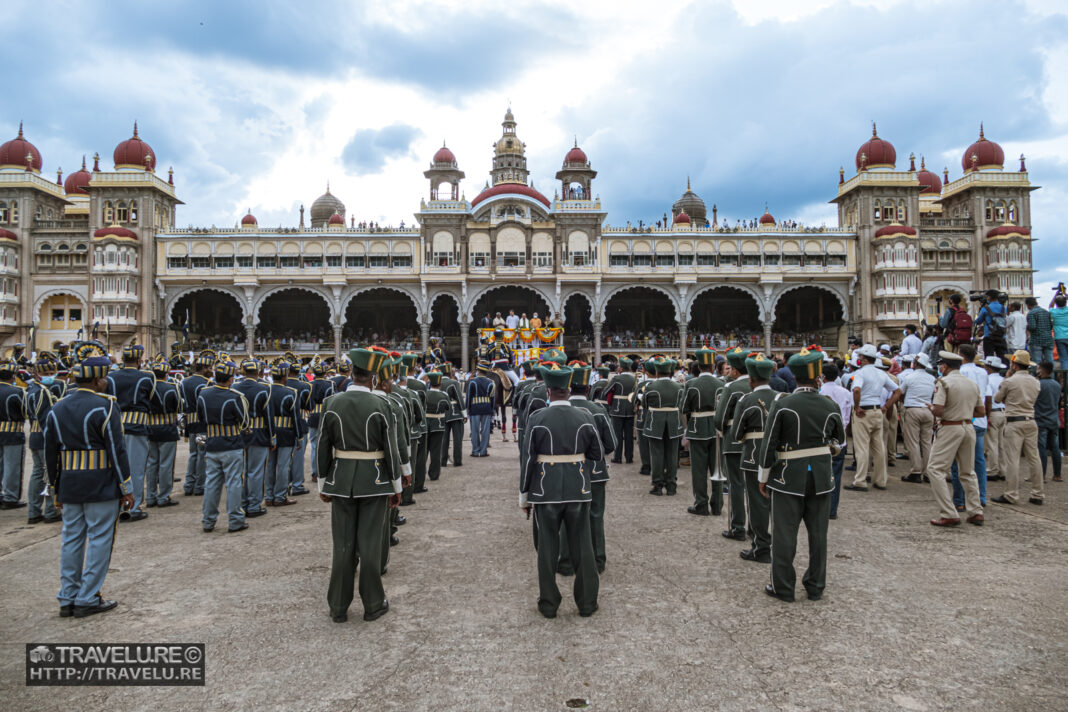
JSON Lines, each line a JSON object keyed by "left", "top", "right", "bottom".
{"left": 899, "top": 353, "right": 936, "bottom": 483}
{"left": 900, "top": 325, "right": 923, "bottom": 356}
{"left": 953, "top": 344, "right": 990, "bottom": 508}
{"left": 1005, "top": 302, "right": 1026, "bottom": 352}
{"left": 981, "top": 356, "right": 1006, "bottom": 482}
{"left": 505, "top": 310, "right": 519, "bottom": 330}
{"left": 848, "top": 344, "right": 901, "bottom": 491}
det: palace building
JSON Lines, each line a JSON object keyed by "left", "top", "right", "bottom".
{"left": 0, "top": 111, "right": 1037, "bottom": 367}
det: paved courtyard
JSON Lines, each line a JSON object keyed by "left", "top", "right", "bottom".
{"left": 1, "top": 435, "right": 1065, "bottom": 711}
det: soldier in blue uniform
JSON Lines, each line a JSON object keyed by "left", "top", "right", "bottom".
{"left": 0, "top": 358, "right": 27, "bottom": 509}
{"left": 181, "top": 350, "right": 215, "bottom": 496}
{"left": 198, "top": 359, "right": 250, "bottom": 533}
{"left": 45, "top": 344, "right": 134, "bottom": 617}
{"left": 234, "top": 358, "right": 272, "bottom": 517}
{"left": 26, "top": 353, "right": 65, "bottom": 522}
{"left": 331, "top": 358, "right": 352, "bottom": 393}
{"left": 307, "top": 358, "right": 336, "bottom": 484}
{"left": 107, "top": 344, "right": 155, "bottom": 521}
{"left": 266, "top": 362, "right": 302, "bottom": 507}
{"left": 424, "top": 336, "right": 446, "bottom": 367}
{"left": 145, "top": 356, "right": 182, "bottom": 509}
{"left": 466, "top": 362, "right": 496, "bottom": 457}
{"left": 287, "top": 359, "right": 312, "bottom": 496}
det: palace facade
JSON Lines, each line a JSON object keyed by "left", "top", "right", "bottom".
{"left": 0, "top": 111, "right": 1036, "bottom": 367}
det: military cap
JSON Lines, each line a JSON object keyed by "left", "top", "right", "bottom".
{"left": 595, "top": 365, "right": 610, "bottom": 377}
{"left": 72, "top": 342, "right": 111, "bottom": 380}
{"left": 214, "top": 360, "right": 237, "bottom": 379}
{"left": 618, "top": 356, "right": 634, "bottom": 369}
{"left": 568, "top": 359, "right": 588, "bottom": 367}
{"left": 540, "top": 348, "right": 567, "bottom": 365}
{"left": 194, "top": 349, "right": 217, "bottom": 367}
{"left": 476, "top": 361, "right": 491, "bottom": 373}
{"left": 426, "top": 371, "right": 443, "bottom": 387}
{"left": 122, "top": 344, "right": 144, "bottom": 360}
{"left": 693, "top": 348, "right": 716, "bottom": 366}
{"left": 570, "top": 365, "right": 592, "bottom": 387}
{"left": 643, "top": 357, "right": 659, "bottom": 373}
{"left": 438, "top": 361, "right": 453, "bottom": 375}
{"left": 745, "top": 352, "right": 775, "bottom": 380}
{"left": 540, "top": 363, "right": 573, "bottom": 390}
{"left": 270, "top": 362, "right": 289, "bottom": 378}
{"left": 0, "top": 359, "right": 18, "bottom": 378}
{"left": 150, "top": 355, "right": 170, "bottom": 375}
{"left": 520, "top": 359, "right": 538, "bottom": 373}
{"left": 241, "top": 358, "right": 260, "bottom": 375}
{"left": 724, "top": 347, "right": 748, "bottom": 371}
{"left": 349, "top": 347, "right": 389, "bottom": 374}
{"left": 400, "top": 352, "right": 419, "bottom": 367}
{"left": 656, "top": 358, "right": 677, "bottom": 376}
{"left": 1009, "top": 350, "right": 1031, "bottom": 367}
{"left": 311, "top": 360, "right": 327, "bottom": 376}
{"left": 338, "top": 359, "right": 351, "bottom": 374}
{"left": 786, "top": 346, "right": 825, "bottom": 380}
{"left": 13, "top": 342, "right": 24, "bottom": 350}
{"left": 35, "top": 352, "right": 60, "bottom": 373}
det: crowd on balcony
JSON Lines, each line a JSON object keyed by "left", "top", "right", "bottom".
{"left": 598, "top": 328, "right": 829, "bottom": 351}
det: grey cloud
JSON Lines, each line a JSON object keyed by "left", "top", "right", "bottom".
{"left": 341, "top": 124, "right": 423, "bottom": 174}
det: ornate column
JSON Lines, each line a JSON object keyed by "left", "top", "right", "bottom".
{"left": 460, "top": 318, "right": 470, "bottom": 371}
{"left": 763, "top": 319, "right": 773, "bottom": 355}
{"left": 333, "top": 323, "right": 343, "bottom": 361}
{"left": 677, "top": 321, "right": 688, "bottom": 359}
{"left": 420, "top": 322, "right": 430, "bottom": 353}
{"left": 593, "top": 320, "right": 603, "bottom": 365}
{"left": 245, "top": 324, "right": 255, "bottom": 356}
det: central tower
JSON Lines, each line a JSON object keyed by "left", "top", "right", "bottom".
{"left": 491, "top": 108, "right": 528, "bottom": 186}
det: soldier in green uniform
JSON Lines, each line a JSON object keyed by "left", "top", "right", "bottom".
{"left": 317, "top": 348, "right": 403, "bottom": 623}
{"left": 758, "top": 347, "right": 846, "bottom": 602}
{"left": 642, "top": 357, "right": 685, "bottom": 495}
{"left": 607, "top": 357, "right": 637, "bottom": 465}
{"left": 589, "top": 365, "right": 611, "bottom": 407}
{"left": 424, "top": 371, "right": 451, "bottom": 481}
{"left": 395, "top": 355, "right": 425, "bottom": 506}
{"left": 438, "top": 363, "right": 466, "bottom": 468}
{"left": 521, "top": 365, "right": 603, "bottom": 618}
{"left": 715, "top": 347, "right": 752, "bottom": 540}
{"left": 683, "top": 348, "right": 725, "bottom": 516}
{"left": 634, "top": 372, "right": 653, "bottom": 475}
{"left": 374, "top": 351, "right": 413, "bottom": 555}
{"left": 730, "top": 353, "right": 779, "bottom": 563}
{"left": 401, "top": 353, "right": 429, "bottom": 495}
{"left": 514, "top": 360, "right": 542, "bottom": 474}
{"left": 566, "top": 364, "right": 616, "bottom": 573}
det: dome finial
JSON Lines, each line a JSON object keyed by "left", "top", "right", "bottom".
{"left": 1019, "top": 153, "right": 1027, "bottom": 172}
{"left": 17, "top": 121, "right": 23, "bottom": 139}
{"left": 573, "top": 135, "right": 578, "bottom": 148}
{"left": 979, "top": 122, "right": 985, "bottom": 140}
{"left": 686, "top": 175, "right": 691, "bottom": 191}
{"left": 133, "top": 121, "right": 138, "bottom": 139}
{"left": 872, "top": 121, "right": 878, "bottom": 137}
{"left": 93, "top": 152, "right": 100, "bottom": 171}
{"left": 326, "top": 180, "right": 330, "bottom": 193}
{"left": 81, "top": 155, "right": 87, "bottom": 170}
{"left": 920, "top": 155, "right": 926, "bottom": 170}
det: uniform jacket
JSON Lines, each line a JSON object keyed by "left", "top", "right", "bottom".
{"left": 397, "top": 383, "right": 425, "bottom": 441}
{"left": 715, "top": 377, "right": 752, "bottom": 454}
{"left": 589, "top": 379, "right": 610, "bottom": 407}
{"left": 316, "top": 387, "right": 402, "bottom": 498}
{"left": 466, "top": 376, "right": 496, "bottom": 416}
{"left": 267, "top": 383, "right": 303, "bottom": 447}
{"left": 607, "top": 373, "right": 636, "bottom": 417}
{"left": 405, "top": 379, "right": 429, "bottom": 436}
{"left": 441, "top": 377, "right": 466, "bottom": 422}
{"left": 26, "top": 380, "right": 64, "bottom": 450}
{"left": 758, "top": 387, "right": 846, "bottom": 496}
{"left": 730, "top": 385, "right": 781, "bottom": 471}
{"left": 307, "top": 377, "right": 336, "bottom": 429}
{"left": 290, "top": 377, "right": 311, "bottom": 433}
{"left": 107, "top": 367, "right": 156, "bottom": 437}
{"left": 683, "top": 373, "right": 724, "bottom": 440}
{"left": 0, "top": 381, "right": 27, "bottom": 446}
{"left": 381, "top": 391, "right": 413, "bottom": 473}
{"left": 633, "top": 378, "right": 651, "bottom": 428}
{"left": 44, "top": 388, "right": 133, "bottom": 503}
{"left": 180, "top": 374, "right": 210, "bottom": 435}
{"left": 569, "top": 396, "right": 617, "bottom": 482}
{"left": 197, "top": 385, "right": 249, "bottom": 452}
{"left": 147, "top": 378, "right": 183, "bottom": 443}
{"left": 233, "top": 378, "right": 274, "bottom": 448}
{"left": 424, "top": 389, "right": 451, "bottom": 433}
{"left": 330, "top": 374, "right": 351, "bottom": 393}
{"left": 521, "top": 402, "right": 603, "bottom": 505}
{"left": 641, "top": 378, "right": 685, "bottom": 439}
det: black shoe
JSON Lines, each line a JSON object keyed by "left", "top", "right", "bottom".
{"left": 611, "top": 459, "right": 622, "bottom": 464}
{"left": 331, "top": 613, "right": 348, "bottom": 623}
{"left": 203, "top": 526, "right": 214, "bottom": 532}
{"left": 722, "top": 530, "right": 746, "bottom": 541}
{"left": 454, "top": 462, "right": 462, "bottom": 467}
{"left": 687, "top": 505, "right": 710, "bottom": 516}
{"left": 626, "top": 459, "right": 634, "bottom": 464}
{"left": 596, "top": 562, "right": 605, "bottom": 574}
{"left": 146, "top": 501, "right": 158, "bottom": 508}
{"left": 363, "top": 602, "right": 390, "bottom": 621}
{"left": 43, "top": 515, "right": 62, "bottom": 523}
{"left": 873, "top": 484, "right": 887, "bottom": 490}
{"left": 73, "top": 597, "right": 118, "bottom": 618}
{"left": 157, "top": 500, "right": 179, "bottom": 508}
{"left": 740, "top": 548, "right": 771, "bottom": 563}
{"left": 428, "top": 476, "right": 439, "bottom": 481}
{"left": 193, "top": 491, "right": 204, "bottom": 496}
{"left": 228, "top": 522, "right": 249, "bottom": 533}
{"left": 764, "top": 584, "right": 794, "bottom": 603}
{"left": 648, "top": 485, "right": 663, "bottom": 496}
{"left": 27, "top": 515, "right": 43, "bottom": 524}
{"left": 665, "top": 487, "right": 677, "bottom": 496}
{"left": 1029, "top": 497, "right": 1044, "bottom": 505}
{"left": 901, "top": 473, "right": 923, "bottom": 483}
{"left": 806, "top": 590, "right": 823, "bottom": 601}
{"left": 639, "top": 467, "right": 651, "bottom": 475}
{"left": 538, "top": 606, "right": 558, "bottom": 619}
{"left": 246, "top": 509, "right": 267, "bottom": 518}
{"left": 183, "top": 490, "right": 194, "bottom": 496}
{"left": 389, "top": 535, "right": 399, "bottom": 546}
{"left": 60, "top": 604, "right": 73, "bottom": 618}
{"left": 922, "top": 474, "right": 930, "bottom": 483}
{"left": 125, "top": 511, "right": 149, "bottom": 522}
{"left": 290, "top": 488, "right": 310, "bottom": 496}
{"left": 843, "top": 485, "right": 868, "bottom": 492}
{"left": 395, "top": 515, "right": 407, "bottom": 526}
{"left": 829, "top": 513, "right": 837, "bottom": 520}
{"left": 399, "top": 500, "right": 416, "bottom": 507}
{"left": 991, "top": 495, "right": 1015, "bottom": 504}
{"left": 579, "top": 603, "right": 599, "bottom": 618}
{"left": 1, "top": 500, "right": 27, "bottom": 509}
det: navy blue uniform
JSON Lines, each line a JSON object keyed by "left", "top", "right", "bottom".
{"left": 0, "top": 381, "right": 27, "bottom": 504}
{"left": 179, "top": 374, "right": 210, "bottom": 495}
{"left": 197, "top": 384, "right": 249, "bottom": 531}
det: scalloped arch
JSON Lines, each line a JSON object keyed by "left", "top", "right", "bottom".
{"left": 598, "top": 283, "right": 681, "bottom": 323}
{"left": 33, "top": 288, "right": 88, "bottom": 318}
{"left": 341, "top": 284, "right": 423, "bottom": 322}
{"left": 685, "top": 283, "right": 766, "bottom": 322}
{"left": 253, "top": 285, "right": 335, "bottom": 325}
{"left": 465, "top": 282, "right": 556, "bottom": 321}
{"left": 164, "top": 286, "right": 248, "bottom": 326}
{"left": 769, "top": 283, "right": 849, "bottom": 322}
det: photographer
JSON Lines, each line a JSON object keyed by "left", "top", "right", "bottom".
{"left": 938, "top": 294, "right": 972, "bottom": 352}
{"left": 974, "top": 289, "right": 1008, "bottom": 360}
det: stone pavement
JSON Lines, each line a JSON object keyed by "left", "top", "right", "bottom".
{"left": 0, "top": 436, "right": 1065, "bottom": 711}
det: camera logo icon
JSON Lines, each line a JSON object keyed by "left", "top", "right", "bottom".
{"left": 29, "top": 645, "right": 54, "bottom": 663}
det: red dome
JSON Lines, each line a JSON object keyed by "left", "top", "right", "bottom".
{"left": 63, "top": 156, "right": 91, "bottom": 195}
{"left": 241, "top": 210, "right": 258, "bottom": 226}
{"left": 874, "top": 223, "right": 918, "bottom": 238}
{"left": 855, "top": 123, "right": 896, "bottom": 170}
{"left": 433, "top": 144, "right": 456, "bottom": 164}
{"left": 961, "top": 125, "right": 1004, "bottom": 171}
{"left": 327, "top": 211, "right": 345, "bottom": 225}
{"left": 471, "top": 183, "right": 550, "bottom": 208}
{"left": 759, "top": 209, "right": 775, "bottom": 225}
{"left": 113, "top": 122, "right": 156, "bottom": 170}
{"left": 0, "top": 228, "right": 17, "bottom": 241}
{"left": 94, "top": 225, "right": 138, "bottom": 240}
{"left": 564, "top": 145, "right": 588, "bottom": 165}
{"left": 986, "top": 224, "right": 1030, "bottom": 239}
{"left": 0, "top": 122, "right": 42, "bottom": 171}
{"left": 915, "top": 156, "right": 941, "bottom": 194}
{"left": 674, "top": 211, "right": 691, "bottom": 224}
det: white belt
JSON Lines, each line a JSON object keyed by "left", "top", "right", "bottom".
{"left": 425, "top": 413, "right": 446, "bottom": 419}
{"left": 333, "top": 449, "right": 385, "bottom": 460}
{"left": 743, "top": 431, "right": 764, "bottom": 440}
{"left": 776, "top": 446, "right": 831, "bottom": 461}
{"left": 537, "top": 454, "right": 585, "bottom": 464}
{"left": 690, "top": 411, "right": 715, "bottom": 418}
{"left": 648, "top": 407, "right": 678, "bottom": 412}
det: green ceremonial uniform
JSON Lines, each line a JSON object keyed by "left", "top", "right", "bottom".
{"left": 683, "top": 352, "right": 725, "bottom": 514}
{"left": 641, "top": 360, "right": 684, "bottom": 494}
{"left": 521, "top": 367, "right": 603, "bottom": 618}
{"left": 317, "top": 349, "right": 403, "bottom": 621}
{"left": 424, "top": 375, "right": 450, "bottom": 482}
{"left": 403, "top": 361, "right": 429, "bottom": 492}
{"left": 715, "top": 348, "right": 752, "bottom": 538}
{"left": 633, "top": 377, "right": 652, "bottom": 474}
{"left": 566, "top": 376, "right": 617, "bottom": 572}
{"left": 396, "top": 372, "right": 425, "bottom": 504}
{"left": 440, "top": 373, "right": 465, "bottom": 467}
{"left": 607, "top": 367, "right": 637, "bottom": 464}
{"left": 758, "top": 349, "right": 845, "bottom": 602}
{"left": 729, "top": 353, "right": 779, "bottom": 561}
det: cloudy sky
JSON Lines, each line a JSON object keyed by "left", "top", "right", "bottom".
{"left": 5, "top": 0, "right": 1067, "bottom": 290}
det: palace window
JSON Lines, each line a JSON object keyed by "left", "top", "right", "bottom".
{"left": 696, "top": 253, "right": 716, "bottom": 266}
{"left": 720, "top": 254, "right": 739, "bottom": 267}
{"left": 655, "top": 254, "right": 675, "bottom": 268}
{"left": 190, "top": 257, "right": 210, "bottom": 269}
{"left": 609, "top": 254, "right": 629, "bottom": 267}
{"left": 742, "top": 254, "right": 761, "bottom": 267}
{"left": 571, "top": 252, "right": 588, "bottom": 267}
{"left": 257, "top": 257, "right": 276, "bottom": 268}
{"left": 782, "top": 254, "right": 802, "bottom": 267}
{"left": 167, "top": 257, "right": 187, "bottom": 269}
{"left": 326, "top": 255, "right": 342, "bottom": 267}
{"left": 497, "top": 251, "right": 524, "bottom": 267}
{"left": 237, "top": 256, "right": 254, "bottom": 268}
{"left": 214, "top": 257, "right": 233, "bottom": 269}
{"left": 469, "top": 252, "right": 488, "bottom": 268}
{"left": 369, "top": 256, "right": 389, "bottom": 268}
{"left": 632, "top": 254, "right": 652, "bottom": 267}
{"left": 763, "top": 253, "right": 780, "bottom": 266}
{"left": 392, "top": 256, "right": 412, "bottom": 268}
{"left": 532, "top": 251, "right": 552, "bottom": 267}
{"left": 302, "top": 257, "right": 322, "bottom": 268}
{"left": 116, "top": 202, "right": 129, "bottom": 223}
{"left": 278, "top": 256, "right": 299, "bottom": 268}
{"left": 345, "top": 255, "right": 365, "bottom": 268}
{"left": 827, "top": 254, "right": 846, "bottom": 267}
{"left": 0, "top": 202, "right": 8, "bottom": 223}
{"left": 129, "top": 201, "right": 138, "bottom": 223}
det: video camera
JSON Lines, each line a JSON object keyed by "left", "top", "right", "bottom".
{"left": 1055, "top": 282, "right": 1067, "bottom": 296}
{"left": 969, "top": 289, "right": 1007, "bottom": 306}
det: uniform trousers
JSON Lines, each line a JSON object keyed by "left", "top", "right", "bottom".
{"left": 902, "top": 407, "right": 934, "bottom": 474}
{"left": 442, "top": 419, "right": 464, "bottom": 466}
{"left": 723, "top": 452, "right": 746, "bottom": 535}
{"left": 885, "top": 408, "right": 901, "bottom": 459}
{"left": 243, "top": 445, "right": 269, "bottom": 513}
{"left": 124, "top": 433, "right": 149, "bottom": 514}
{"left": 532, "top": 502, "right": 598, "bottom": 616}
{"left": 28, "top": 449, "right": 58, "bottom": 520}
{"left": 328, "top": 494, "right": 389, "bottom": 619}
{"left": 183, "top": 436, "right": 206, "bottom": 495}
{"left": 637, "top": 428, "right": 650, "bottom": 472}
{"left": 555, "top": 481, "right": 607, "bottom": 573}
{"left": 426, "top": 431, "right": 444, "bottom": 481}
{"left": 289, "top": 433, "right": 308, "bottom": 490}
{"left": 145, "top": 440, "right": 177, "bottom": 506}
{"left": 952, "top": 426, "right": 986, "bottom": 508}
{"left": 985, "top": 410, "right": 1005, "bottom": 477}
{"left": 769, "top": 473, "right": 830, "bottom": 600}
{"left": 470, "top": 415, "right": 492, "bottom": 456}
{"left": 648, "top": 435, "right": 680, "bottom": 489}
{"left": 851, "top": 410, "right": 886, "bottom": 487}
{"left": 689, "top": 437, "right": 716, "bottom": 512}
{"left": 266, "top": 446, "right": 294, "bottom": 502}
{"left": 0, "top": 443, "right": 23, "bottom": 503}
{"left": 202, "top": 449, "right": 246, "bottom": 531}
{"left": 308, "top": 426, "right": 320, "bottom": 480}
{"left": 611, "top": 416, "right": 634, "bottom": 463}
{"left": 58, "top": 498, "right": 120, "bottom": 607}
{"left": 927, "top": 423, "right": 981, "bottom": 519}
{"left": 405, "top": 434, "right": 427, "bottom": 503}
{"left": 743, "top": 467, "right": 771, "bottom": 557}
{"left": 1001, "top": 419, "right": 1044, "bottom": 503}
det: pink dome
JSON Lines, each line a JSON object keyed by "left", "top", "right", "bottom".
{"left": 855, "top": 123, "right": 896, "bottom": 170}
{"left": 674, "top": 211, "right": 691, "bottom": 224}
{"left": 433, "top": 144, "right": 456, "bottom": 164}
{"left": 113, "top": 122, "right": 156, "bottom": 170}
{"left": 471, "top": 183, "right": 550, "bottom": 208}
{"left": 0, "top": 122, "right": 42, "bottom": 171}
{"left": 962, "top": 124, "right": 1004, "bottom": 171}
{"left": 241, "top": 210, "right": 257, "bottom": 226}
{"left": 63, "top": 156, "right": 91, "bottom": 195}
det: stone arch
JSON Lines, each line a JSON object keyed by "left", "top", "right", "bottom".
{"left": 253, "top": 285, "right": 336, "bottom": 325}
{"left": 465, "top": 282, "right": 556, "bottom": 321}
{"left": 922, "top": 282, "right": 969, "bottom": 301}
{"left": 341, "top": 284, "right": 424, "bottom": 323}
{"left": 164, "top": 285, "right": 248, "bottom": 327}
{"left": 685, "top": 282, "right": 766, "bottom": 322}
{"left": 598, "top": 283, "right": 681, "bottom": 323}
{"left": 428, "top": 290, "right": 463, "bottom": 335}
{"left": 562, "top": 289, "right": 595, "bottom": 335}
{"left": 33, "top": 287, "right": 88, "bottom": 318}
{"left": 770, "top": 283, "right": 849, "bottom": 322}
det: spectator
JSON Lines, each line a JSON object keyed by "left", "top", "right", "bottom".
{"left": 518, "top": 312, "right": 530, "bottom": 329}
{"left": 530, "top": 312, "right": 543, "bottom": 330}
{"left": 1035, "top": 361, "right": 1062, "bottom": 482}
{"left": 505, "top": 309, "right": 519, "bottom": 329}
{"left": 1005, "top": 302, "right": 1027, "bottom": 352}
{"left": 820, "top": 363, "right": 853, "bottom": 519}
{"left": 939, "top": 294, "right": 971, "bottom": 350}
{"left": 900, "top": 324, "right": 923, "bottom": 356}
{"left": 976, "top": 290, "right": 1008, "bottom": 360}
{"left": 551, "top": 312, "right": 565, "bottom": 329}
{"left": 480, "top": 313, "right": 492, "bottom": 329}
{"left": 777, "top": 354, "right": 797, "bottom": 392}
{"left": 1025, "top": 297, "right": 1054, "bottom": 365}
{"left": 1049, "top": 294, "right": 1068, "bottom": 370}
